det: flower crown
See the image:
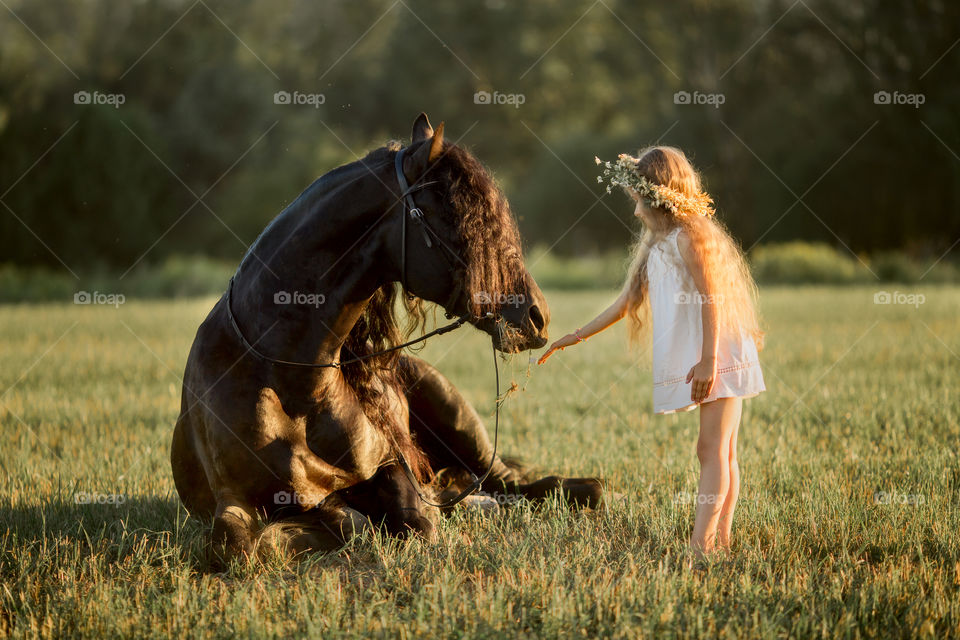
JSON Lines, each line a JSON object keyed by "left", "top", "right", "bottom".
{"left": 595, "top": 154, "right": 715, "bottom": 218}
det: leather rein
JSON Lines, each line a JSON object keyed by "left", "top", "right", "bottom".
{"left": 225, "top": 145, "right": 505, "bottom": 509}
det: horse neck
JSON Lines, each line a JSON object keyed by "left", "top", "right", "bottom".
{"left": 230, "top": 162, "right": 398, "bottom": 368}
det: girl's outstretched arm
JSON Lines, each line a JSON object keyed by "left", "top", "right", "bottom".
{"left": 677, "top": 229, "right": 720, "bottom": 402}
{"left": 537, "top": 291, "right": 629, "bottom": 364}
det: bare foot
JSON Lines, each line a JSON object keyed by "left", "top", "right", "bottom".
{"left": 683, "top": 545, "right": 710, "bottom": 572}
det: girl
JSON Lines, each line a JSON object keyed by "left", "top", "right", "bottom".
{"left": 538, "top": 147, "right": 765, "bottom": 557}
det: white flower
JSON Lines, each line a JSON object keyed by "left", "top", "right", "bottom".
{"left": 593, "top": 153, "right": 714, "bottom": 217}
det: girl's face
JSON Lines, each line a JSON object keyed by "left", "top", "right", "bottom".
{"left": 630, "top": 192, "right": 655, "bottom": 227}
{"left": 633, "top": 198, "right": 645, "bottom": 219}
{"left": 629, "top": 191, "right": 674, "bottom": 232}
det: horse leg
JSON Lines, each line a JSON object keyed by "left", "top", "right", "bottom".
{"left": 400, "top": 355, "right": 605, "bottom": 509}
{"left": 171, "top": 409, "right": 217, "bottom": 518}
{"left": 339, "top": 462, "right": 436, "bottom": 541}
{"left": 211, "top": 493, "right": 259, "bottom": 566}
{"left": 501, "top": 475, "right": 605, "bottom": 508}
{"left": 257, "top": 464, "right": 435, "bottom": 558}
{"left": 257, "top": 497, "right": 372, "bottom": 558}
{"left": 401, "top": 355, "right": 522, "bottom": 485}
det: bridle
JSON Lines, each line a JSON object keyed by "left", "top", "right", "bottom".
{"left": 225, "top": 144, "right": 506, "bottom": 509}
{"left": 225, "top": 146, "right": 478, "bottom": 370}
{"left": 395, "top": 146, "right": 468, "bottom": 312}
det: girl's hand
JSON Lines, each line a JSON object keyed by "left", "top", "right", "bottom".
{"left": 537, "top": 333, "right": 581, "bottom": 365}
{"left": 685, "top": 358, "right": 717, "bottom": 403}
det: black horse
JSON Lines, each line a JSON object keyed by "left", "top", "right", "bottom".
{"left": 171, "top": 114, "right": 604, "bottom": 561}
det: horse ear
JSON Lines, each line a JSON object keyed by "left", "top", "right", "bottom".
{"left": 411, "top": 113, "right": 433, "bottom": 142}
{"left": 428, "top": 122, "right": 444, "bottom": 162}
{"left": 406, "top": 120, "right": 445, "bottom": 178}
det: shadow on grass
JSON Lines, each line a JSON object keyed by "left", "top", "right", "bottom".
{"left": 0, "top": 493, "right": 391, "bottom": 577}
{"left": 0, "top": 491, "right": 630, "bottom": 581}
{"left": 0, "top": 493, "right": 216, "bottom": 572}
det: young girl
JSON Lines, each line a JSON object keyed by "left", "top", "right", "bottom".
{"left": 538, "top": 146, "right": 765, "bottom": 556}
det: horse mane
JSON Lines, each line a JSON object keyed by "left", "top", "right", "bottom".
{"left": 339, "top": 139, "right": 524, "bottom": 483}
{"left": 432, "top": 142, "right": 526, "bottom": 316}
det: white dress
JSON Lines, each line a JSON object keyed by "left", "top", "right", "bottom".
{"left": 647, "top": 227, "right": 765, "bottom": 414}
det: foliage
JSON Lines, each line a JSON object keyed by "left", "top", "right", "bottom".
{"left": 749, "top": 242, "right": 958, "bottom": 285}
{"left": 750, "top": 242, "right": 869, "bottom": 284}
{"left": 1, "top": 0, "right": 958, "bottom": 272}
{"left": 526, "top": 246, "right": 628, "bottom": 291}
{"left": 0, "top": 256, "right": 234, "bottom": 303}
{"left": 1, "top": 243, "right": 957, "bottom": 302}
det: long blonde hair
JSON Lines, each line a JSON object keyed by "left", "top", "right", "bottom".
{"left": 622, "top": 146, "right": 763, "bottom": 349}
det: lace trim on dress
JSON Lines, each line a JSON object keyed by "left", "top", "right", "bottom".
{"left": 653, "top": 360, "right": 760, "bottom": 388}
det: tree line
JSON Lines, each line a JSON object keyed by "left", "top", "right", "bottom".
{"left": 1, "top": 0, "right": 957, "bottom": 271}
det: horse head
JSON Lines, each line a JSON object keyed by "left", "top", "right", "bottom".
{"left": 391, "top": 113, "right": 549, "bottom": 353}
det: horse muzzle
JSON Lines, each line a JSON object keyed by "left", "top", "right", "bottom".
{"left": 473, "top": 308, "right": 548, "bottom": 353}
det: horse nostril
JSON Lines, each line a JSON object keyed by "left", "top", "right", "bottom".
{"left": 528, "top": 304, "right": 545, "bottom": 333}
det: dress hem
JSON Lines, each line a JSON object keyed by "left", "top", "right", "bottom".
{"left": 656, "top": 391, "right": 761, "bottom": 415}
{"left": 653, "top": 361, "right": 765, "bottom": 415}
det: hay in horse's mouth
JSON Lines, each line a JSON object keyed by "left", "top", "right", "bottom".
{"left": 487, "top": 317, "right": 544, "bottom": 353}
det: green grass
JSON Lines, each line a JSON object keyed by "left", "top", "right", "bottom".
{"left": 1, "top": 287, "right": 959, "bottom": 638}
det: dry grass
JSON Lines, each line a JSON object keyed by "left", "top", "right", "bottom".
{"left": 1, "top": 287, "right": 958, "bottom": 638}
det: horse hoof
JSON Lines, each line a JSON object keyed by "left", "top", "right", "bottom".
{"left": 342, "top": 507, "right": 372, "bottom": 537}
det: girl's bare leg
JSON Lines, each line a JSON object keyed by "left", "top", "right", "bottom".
{"left": 689, "top": 397, "right": 742, "bottom": 556}
{"left": 717, "top": 399, "right": 743, "bottom": 549}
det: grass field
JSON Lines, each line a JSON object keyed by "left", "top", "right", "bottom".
{"left": 1, "top": 286, "right": 959, "bottom": 638}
